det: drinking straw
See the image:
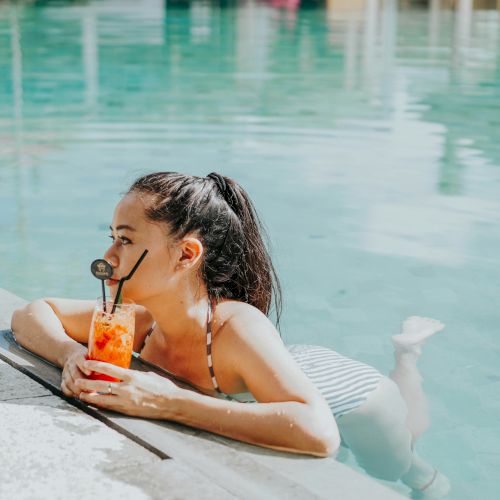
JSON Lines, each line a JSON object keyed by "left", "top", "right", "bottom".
{"left": 101, "top": 281, "right": 107, "bottom": 312}
{"left": 90, "top": 259, "right": 113, "bottom": 313}
{"left": 111, "top": 249, "right": 149, "bottom": 313}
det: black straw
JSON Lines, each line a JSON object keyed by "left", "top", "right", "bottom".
{"left": 101, "top": 281, "right": 107, "bottom": 312}
{"left": 112, "top": 281, "right": 125, "bottom": 314}
{"left": 111, "top": 249, "right": 148, "bottom": 313}
{"left": 124, "top": 248, "right": 149, "bottom": 280}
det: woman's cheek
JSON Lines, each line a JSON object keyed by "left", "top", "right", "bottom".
{"left": 120, "top": 280, "right": 142, "bottom": 302}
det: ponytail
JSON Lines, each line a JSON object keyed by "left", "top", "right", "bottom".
{"left": 128, "top": 172, "right": 282, "bottom": 326}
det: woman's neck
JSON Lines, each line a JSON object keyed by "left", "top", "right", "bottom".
{"left": 140, "top": 285, "right": 210, "bottom": 344}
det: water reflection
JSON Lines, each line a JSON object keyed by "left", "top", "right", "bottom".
{"left": 1, "top": 0, "right": 500, "bottom": 267}
{"left": 82, "top": 9, "right": 98, "bottom": 111}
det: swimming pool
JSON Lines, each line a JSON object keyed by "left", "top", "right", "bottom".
{"left": 1, "top": 1, "right": 499, "bottom": 497}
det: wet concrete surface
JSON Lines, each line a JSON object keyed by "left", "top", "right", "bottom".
{"left": 0, "top": 362, "right": 235, "bottom": 499}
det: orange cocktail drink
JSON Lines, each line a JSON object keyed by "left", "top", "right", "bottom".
{"left": 87, "top": 298, "right": 135, "bottom": 382}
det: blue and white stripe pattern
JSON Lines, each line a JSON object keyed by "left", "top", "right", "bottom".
{"left": 287, "top": 344, "right": 383, "bottom": 418}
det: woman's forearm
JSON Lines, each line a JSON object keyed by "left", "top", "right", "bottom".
{"left": 11, "top": 299, "right": 86, "bottom": 367}
{"left": 166, "top": 389, "right": 340, "bottom": 457}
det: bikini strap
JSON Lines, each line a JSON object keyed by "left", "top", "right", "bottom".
{"left": 146, "top": 321, "right": 156, "bottom": 337}
{"left": 206, "top": 300, "right": 224, "bottom": 394}
{"left": 139, "top": 321, "right": 156, "bottom": 352}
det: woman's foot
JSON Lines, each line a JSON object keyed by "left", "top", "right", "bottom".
{"left": 392, "top": 316, "right": 445, "bottom": 356}
{"left": 410, "top": 469, "right": 451, "bottom": 499}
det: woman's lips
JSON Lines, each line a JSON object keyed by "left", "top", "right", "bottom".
{"left": 106, "top": 279, "right": 119, "bottom": 286}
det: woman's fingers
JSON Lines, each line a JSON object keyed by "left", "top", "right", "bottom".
{"left": 79, "top": 392, "right": 116, "bottom": 409}
{"left": 76, "top": 378, "right": 121, "bottom": 395}
{"left": 83, "top": 360, "right": 131, "bottom": 382}
{"left": 62, "top": 366, "right": 83, "bottom": 397}
{"left": 61, "top": 351, "right": 92, "bottom": 398}
{"left": 76, "top": 357, "right": 92, "bottom": 376}
{"left": 61, "top": 378, "right": 75, "bottom": 397}
{"left": 69, "top": 365, "right": 86, "bottom": 385}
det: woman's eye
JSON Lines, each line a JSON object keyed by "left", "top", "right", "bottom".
{"left": 108, "top": 235, "right": 131, "bottom": 245}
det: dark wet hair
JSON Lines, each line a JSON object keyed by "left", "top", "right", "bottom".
{"left": 128, "top": 172, "right": 282, "bottom": 326}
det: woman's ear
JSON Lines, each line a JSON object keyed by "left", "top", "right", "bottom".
{"left": 177, "top": 237, "right": 204, "bottom": 270}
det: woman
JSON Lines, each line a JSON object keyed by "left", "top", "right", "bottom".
{"left": 12, "top": 172, "right": 449, "bottom": 497}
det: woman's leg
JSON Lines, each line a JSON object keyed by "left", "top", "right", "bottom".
{"left": 337, "top": 377, "right": 450, "bottom": 497}
{"left": 389, "top": 316, "right": 445, "bottom": 443}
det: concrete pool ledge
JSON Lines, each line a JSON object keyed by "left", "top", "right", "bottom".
{"left": 0, "top": 288, "right": 405, "bottom": 499}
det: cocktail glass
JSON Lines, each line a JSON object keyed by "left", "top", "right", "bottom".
{"left": 87, "top": 297, "right": 135, "bottom": 382}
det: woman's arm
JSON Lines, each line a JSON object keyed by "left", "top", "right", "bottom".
{"left": 78, "top": 303, "right": 340, "bottom": 457}
{"left": 169, "top": 305, "right": 340, "bottom": 457}
{"left": 11, "top": 299, "right": 92, "bottom": 367}
{"left": 77, "top": 359, "right": 338, "bottom": 458}
{"left": 11, "top": 298, "right": 154, "bottom": 367}
{"left": 167, "top": 389, "right": 338, "bottom": 457}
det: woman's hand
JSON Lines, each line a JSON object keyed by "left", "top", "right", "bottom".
{"left": 75, "top": 360, "right": 181, "bottom": 419}
{"left": 61, "top": 346, "right": 92, "bottom": 398}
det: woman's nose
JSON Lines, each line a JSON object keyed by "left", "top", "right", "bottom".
{"left": 103, "top": 246, "right": 118, "bottom": 268}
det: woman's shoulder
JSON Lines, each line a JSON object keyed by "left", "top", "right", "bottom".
{"left": 214, "top": 300, "right": 280, "bottom": 337}
{"left": 215, "top": 299, "right": 262, "bottom": 315}
{"left": 212, "top": 299, "right": 282, "bottom": 354}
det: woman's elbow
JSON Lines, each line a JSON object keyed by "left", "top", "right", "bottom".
{"left": 11, "top": 300, "right": 45, "bottom": 339}
{"left": 321, "top": 431, "right": 341, "bottom": 457}
{"left": 311, "top": 427, "right": 341, "bottom": 458}
{"left": 11, "top": 306, "right": 25, "bottom": 335}
{"left": 303, "top": 409, "right": 341, "bottom": 458}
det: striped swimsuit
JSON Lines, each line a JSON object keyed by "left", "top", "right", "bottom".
{"left": 141, "top": 305, "right": 383, "bottom": 418}
{"left": 286, "top": 344, "right": 382, "bottom": 418}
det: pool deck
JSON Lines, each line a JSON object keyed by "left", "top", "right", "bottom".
{"left": 0, "top": 287, "right": 406, "bottom": 499}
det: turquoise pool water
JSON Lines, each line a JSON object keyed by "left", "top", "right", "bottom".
{"left": 1, "top": 1, "right": 500, "bottom": 497}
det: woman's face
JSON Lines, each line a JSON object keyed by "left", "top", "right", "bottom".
{"left": 103, "top": 192, "right": 179, "bottom": 303}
